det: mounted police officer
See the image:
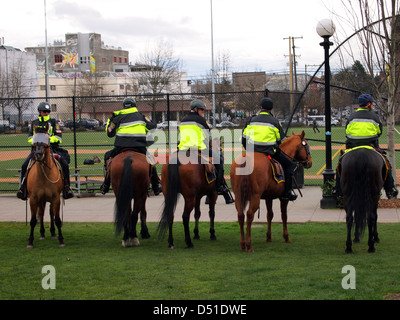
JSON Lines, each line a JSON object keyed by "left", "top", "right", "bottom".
{"left": 100, "top": 97, "right": 161, "bottom": 195}
{"left": 242, "top": 97, "right": 297, "bottom": 201}
{"left": 178, "top": 99, "right": 228, "bottom": 196}
{"left": 335, "top": 93, "right": 398, "bottom": 199}
{"left": 17, "top": 101, "right": 73, "bottom": 200}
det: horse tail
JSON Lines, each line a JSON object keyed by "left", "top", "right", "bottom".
{"left": 158, "top": 162, "right": 180, "bottom": 238}
{"left": 236, "top": 162, "right": 252, "bottom": 214}
{"left": 343, "top": 151, "right": 374, "bottom": 236}
{"left": 114, "top": 155, "right": 134, "bottom": 235}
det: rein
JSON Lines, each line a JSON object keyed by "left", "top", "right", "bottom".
{"left": 34, "top": 144, "right": 61, "bottom": 184}
{"left": 281, "top": 136, "right": 311, "bottom": 168}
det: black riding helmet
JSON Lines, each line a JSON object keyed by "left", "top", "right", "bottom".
{"left": 190, "top": 100, "right": 206, "bottom": 111}
{"left": 123, "top": 97, "right": 137, "bottom": 109}
{"left": 38, "top": 102, "right": 51, "bottom": 113}
{"left": 259, "top": 97, "right": 273, "bottom": 110}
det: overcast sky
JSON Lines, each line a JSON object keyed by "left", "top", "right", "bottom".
{"left": 2, "top": 0, "right": 349, "bottom": 79}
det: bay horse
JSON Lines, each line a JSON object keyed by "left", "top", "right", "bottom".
{"left": 230, "top": 131, "right": 312, "bottom": 252}
{"left": 112, "top": 150, "right": 151, "bottom": 247}
{"left": 340, "top": 147, "right": 384, "bottom": 253}
{"left": 158, "top": 151, "right": 218, "bottom": 249}
{"left": 26, "top": 126, "right": 64, "bottom": 248}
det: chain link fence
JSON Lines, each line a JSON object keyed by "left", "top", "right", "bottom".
{"left": 0, "top": 90, "right": 348, "bottom": 192}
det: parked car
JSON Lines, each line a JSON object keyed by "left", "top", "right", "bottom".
{"left": 157, "top": 121, "right": 178, "bottom": 129}
{"left": 65, "top": 120, "right": 80, "bottom": 129}
{"left": 215, "top": 121, "right": 239, "bottom": 128}
{"left": 81, "top": 119, "right": 100, "bottom": 130}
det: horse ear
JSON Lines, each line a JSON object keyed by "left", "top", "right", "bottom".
{"left": 300, "top": 130, "right": 305, "bottom": 138}
{"left": 292, "top": 131, "right": 295, "bottom": 136}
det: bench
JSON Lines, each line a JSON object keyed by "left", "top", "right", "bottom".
{"left": 5, "top": 168, "right": 22, "bottom": 186}
{"left": 70, "top": 168, "right": 107, "bottom": 197}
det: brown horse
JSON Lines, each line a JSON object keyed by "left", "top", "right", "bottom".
{"left": 26, "top": 129, "right": 64, "bottom": 248}
{"left": 230, "top": 131, "right": 312, "bottom": 252}
{"left": 111, "top": 150, "right": 151, "bottom": 247}
{"left": 158, "top": 151, "right": 218, "bottom": 249}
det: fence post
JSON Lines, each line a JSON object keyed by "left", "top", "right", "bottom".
{"left": 167, "top": 93, "right": 171, "bottom": 155}
{"left": 72, "top": 96, "right": 78, "bottom": 170}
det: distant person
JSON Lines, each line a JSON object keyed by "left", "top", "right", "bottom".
{"left": 313, "top": 119, "right": 320, "bottom": 133}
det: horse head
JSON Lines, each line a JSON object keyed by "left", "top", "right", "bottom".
{"left": 32, "top": 131, "right": 50, "bottom": 162}
{"left": 293, "top": 131, "right": 312, "bottom": 169}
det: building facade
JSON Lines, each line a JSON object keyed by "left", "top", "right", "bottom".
{"left": 25, "top": 33, "right": 129, "bottom": 74}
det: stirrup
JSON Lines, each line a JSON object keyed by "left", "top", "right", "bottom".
{"left": 100, "top": 182, "right": 110, "bottom": 195}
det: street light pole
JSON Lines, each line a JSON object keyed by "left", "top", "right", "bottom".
{"left": 316, "top": 19, "right": 336, "bottom": 209}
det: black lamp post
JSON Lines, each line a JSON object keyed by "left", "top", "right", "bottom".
{"left": 317, "top": 19, "right": 337, "bottom": 209}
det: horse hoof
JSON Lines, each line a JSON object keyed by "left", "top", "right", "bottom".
{"left": 168, "top": 245, "right": 175, "bottom": 250}
{"left": 194, "top": 235, "right": 200, "bottom": 240}
{"left": 345, "top": 248, "right": 353, "bottom": 254}
{"left": 368, "top": 248, "right": 376, "bottom": 253}
{"left": 27, "top": 244, "right": 33, "bottom": 249}
{"left": 59, "top": 243, "right": 65, "bottom": 247}
{"left": 39, "top": 236, "right": 45, "bottom": 240}
{"left": 210, "top": 235, "right": 217, "bottom": 241}
{"left": 131, "top": 237, "right": 140, "bottom": 246}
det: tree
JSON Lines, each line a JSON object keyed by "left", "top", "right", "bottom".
{"left": 134, "top": 39, "right": 182, "bottom": 121}
{"left": 335, "top": 0, "right": 400, "bottom": 181}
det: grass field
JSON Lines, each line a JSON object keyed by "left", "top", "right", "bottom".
{"left": 1, "top": 125, "right": 400, "bottom": 191}
{"left": 1, "top": 221, "right": 400, "bottom": 300}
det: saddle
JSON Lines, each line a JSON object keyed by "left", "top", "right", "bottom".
{"left": 267, "top": 155, "right": 285, "bottom": 184}
{"left": 337, "top": 146, "right": 390, "bottom": 180}
{"left": 168, "top": 150, "right": 216, "bottom": 184}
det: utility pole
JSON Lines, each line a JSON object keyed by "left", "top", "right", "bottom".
{"left": 283, "top": 36, "right": 302, "bottom": 113}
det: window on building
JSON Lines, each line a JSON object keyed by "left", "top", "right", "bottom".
{"left": 102, "top": 58, "right": 106, "bottom": 63}
{"left": 51, "top": 104, "right": 57, "bottom": 112}
{"left": 120, "top": 84, "right": 124, "bottom": 89}
{"left": 40, "top": 85, "right": 46, "bottom": 91}
{"left": 114, "top": 57, "right": 117, "bottom": 63}
{"left": 50, "top": 85, "right": 56, "bottom": 91}
{"left": 54, "top": 54, "right": 63, "bottom": 63}
{"left": 119, "top": 57, "right": 122, "bottom": 63}
{"left": 125, "top": 58, "right": 128, "bottom": 63}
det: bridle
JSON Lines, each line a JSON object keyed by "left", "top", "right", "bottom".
{"left": 32, "top": 135, "right": 61, "bottom": 184}
{"left": 282, "top": 135, "right": 312, "bottom": 168}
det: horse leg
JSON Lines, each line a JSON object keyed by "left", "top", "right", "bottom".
{"left": 245, "top": 196, "right": 259, "bottom": 252}
{"left": 128, "top": 205, "right": 140, "bottom": 246}
{"left": 167, "top": 220, "right": 175, "bottom": 250}
{"left": 27, "top": 203, "right": 38, "bottom": 248}
{"left": 373, "top": 207, "right": 380, "bottom": 243}
{"left": 193, "top": 197, "right": 201, "bottom": 240}
{"left": 368, "top": 210, "right": 378, "bottom": 253}
{"left": 182, "top": 198, "right": 195, "bottom": 248}
{"left": 208, "top": 192, "right": 217, "bottom": 241}
{"left": 53, "top": 199, "right": 64, "bottom": 247}
{"left": 39, "top": 203, "right": 46, "bottom": 239}
{"left": 236, "top": 201, "right": 246, "bottom": 251}
{"left": 353, "top": 223, "right": 360, "bottom": 243}
{"left": 280, "top": 199, "right": 291, "bottom": 243}
{"left": 140, "top": 207, "right": 151, "bottom": 239}
{"left": 266, "top": 199, "right": 274, "bottom": 242}
{"left": 345, "top": 212, "right": 353, "bottom": 254}
{"left": 49, "top": 207, "right": 56, "bottom": 239}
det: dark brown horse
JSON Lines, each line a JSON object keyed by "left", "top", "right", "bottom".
{"left": 26, "top": 127, "right": 64, "bottom": 248}
{"left": 158, "top": 151, "right": 218, "bottom": 249}
{"left": 111, "top": 150, "right": 150, "bottom": 247}
{"left": 341, "top": 147, "right": 384, "bottom": 253}
{"left": 230, "top": 131, "right": 312, "bottom": 252}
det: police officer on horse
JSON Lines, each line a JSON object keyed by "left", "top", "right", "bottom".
{"left": 334, "top": 93, "right": 398, "bottom": 199}
{"left": 17, "top": 101, "right": 73, "bottom": 200}
{"left": 242, "top": 97, "right": 298, "bottom": 201}
{"left": 100, "top": 97, "right": 161, "bottom": 195}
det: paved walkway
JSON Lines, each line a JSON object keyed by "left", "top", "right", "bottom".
{"left": 1, "top": 187, "right": 399, "bottom": 223}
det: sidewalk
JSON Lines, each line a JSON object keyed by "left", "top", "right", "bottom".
{"left": 1, "top": 187, "right": 399, "bottom": 223}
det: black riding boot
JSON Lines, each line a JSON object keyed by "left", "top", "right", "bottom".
{"left": 281, "top": 173, "right": 297, "bottom": 201}
{"left": 61, "top": 167, "right": 73, "bottom": 199}
{"left": 17, "top": 179, "right": 27, "bottom": 200}
{"left": 100, "top": 173, "right": 110, "bottom": 195}
{"left": 384, "top": 169, "right": 398, "bottom": 199}
{"left": 151, "top": 165, "right": 161, "bottom": 196}
{"left": 215, "top": 164, "right": 225, "bottom": 194}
